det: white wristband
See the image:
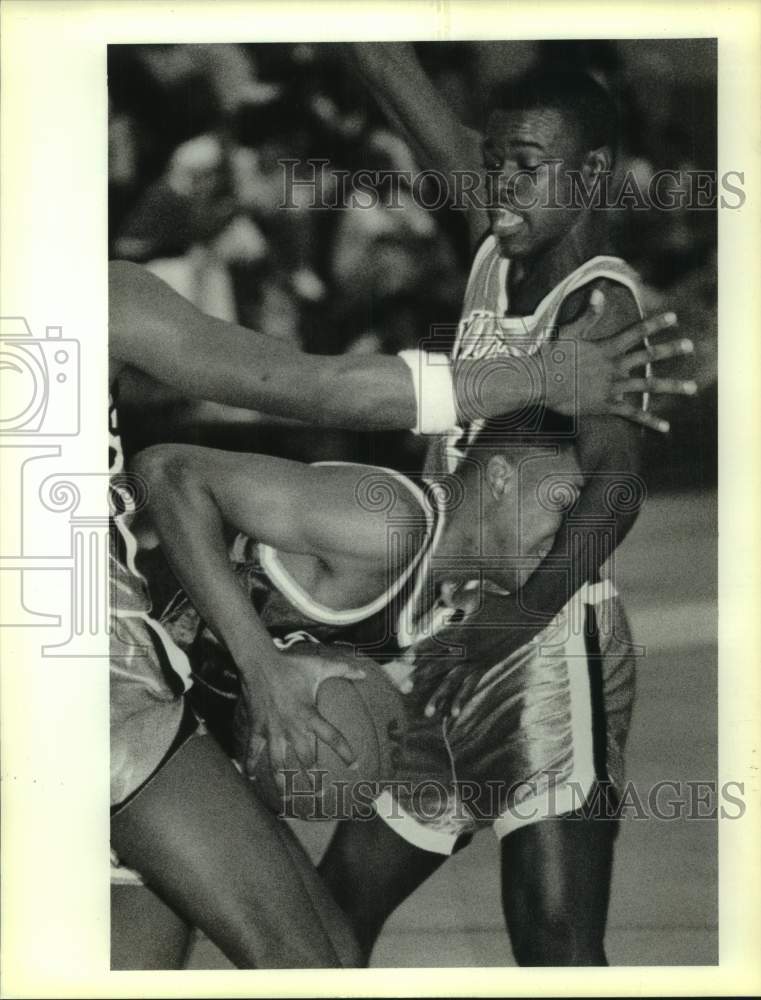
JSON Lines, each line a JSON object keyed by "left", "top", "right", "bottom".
{"left": 398, "top": 349, "right": 458, "bottom": 435}
{"left": 580, "top": 579, "right": 619, "bottom": 605}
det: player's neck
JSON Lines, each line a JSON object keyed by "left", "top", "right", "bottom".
{"left": 432, "top": 490, "right": 490, "bottom": 575}
{"left": 507, "top": 212, "right": 611, "bottom": 314}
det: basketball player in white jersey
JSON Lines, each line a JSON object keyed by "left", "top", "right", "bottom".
{"left": 108, "top": 261, "right": 692, "bottom": 967}
{"left": 306, "top": 49, "right": 685, "bottom": 965}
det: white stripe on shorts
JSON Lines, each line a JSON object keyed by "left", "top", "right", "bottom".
{"left": 492, "top": 605, "right": 597, "bottom": 839}
{"left": 373, "top": 788, "right": 463, "bottom": 855}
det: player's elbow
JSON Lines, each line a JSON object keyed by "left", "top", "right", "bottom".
{"left": 109, "top": 258, "right": 142, "bottom": 283}
{"left": 108, "top": 259, "right": 146, "bottom": 312}
{"left": 109, "top": 260, "right": 160, "bottom": 354}
{"left": 132, "top": 443, "right": 202, "bottom": 498}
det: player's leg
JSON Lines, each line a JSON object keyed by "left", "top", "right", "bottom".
{"left": 488, "top": 595, "right": 633, "bottom": 965}
{"left": 111, "top": 555, "right": 361, "bottom": 968}
{"left": 499, "top": 794, "right": 617, "bottom": 965}
{"left": 111, "top": 883, "right": 193, "bottom": 970}
{"left": 111, "top": 728, "right": 362, "bottom": 969}
{"left": 318, "top": 815, "right": 449, "bottom": 963}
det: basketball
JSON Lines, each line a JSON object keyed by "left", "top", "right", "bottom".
{"left": 239, "top": 640, "right": 406, "bottom": 820}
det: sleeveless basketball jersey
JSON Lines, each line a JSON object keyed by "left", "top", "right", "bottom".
{"left": 161, "top": 460, "right": 449, "bottom": 677}
{"left": 425, "top": 237, "right": 646, "bottom": 475}
{"left": 239, "top": 462, "right": 446, "bottom": 646}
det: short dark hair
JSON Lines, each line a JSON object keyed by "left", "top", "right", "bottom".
{"left": 487, "top": 69, "right": 619, "bottom": 159}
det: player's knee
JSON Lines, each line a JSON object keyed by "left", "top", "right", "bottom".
{"left": 504, "top": 871, "right": 605, "bottom": 966}
{"left": 512, "top": 911, "right": 571, "bottom": 965}
{"left": 333, "top": 924, "right": 365, "bottom": 968}
{"left": 317, "top": 857, "right": 381, "bottom": 964}
{"left": 509, "top": 903, "right": 605, "bottom": 966}
{"left": 318, "top": 871, "right": 373, "bottom": 958}
{"left": 206, "top": 888, "right": 348, "bottom": 969}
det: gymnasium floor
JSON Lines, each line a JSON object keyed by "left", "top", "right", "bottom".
{"left": 187, "top": 489, "right": 718, "bottom": 968}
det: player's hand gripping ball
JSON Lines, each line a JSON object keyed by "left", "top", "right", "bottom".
{"left": 235, "top": 640, "right": 406, "bottom": 820}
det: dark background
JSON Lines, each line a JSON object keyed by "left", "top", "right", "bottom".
{"left": 108, "top": 40, "right": 719, "bottom": 967}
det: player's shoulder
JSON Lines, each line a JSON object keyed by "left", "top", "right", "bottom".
{"left": 309, "top": 464, "right": 429, "bottom": 566}
{"left": 558, "top": 275, "right": 641, "bottom": 333}
{"left": 316, "top": 464, "right": 428, "bottom": 528}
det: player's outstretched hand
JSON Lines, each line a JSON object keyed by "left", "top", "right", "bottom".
{"left": 243, "top": 645, "right": 365, "bottom": 789}
{"left": 541, "top": 293, "right": 697, "bottom": 432}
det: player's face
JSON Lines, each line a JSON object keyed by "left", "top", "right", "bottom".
{"left": 490, "top": 447, "right": 583, "bottom": 592}
{"left": 483, "top": 106, "right": 585, "bottom": 260}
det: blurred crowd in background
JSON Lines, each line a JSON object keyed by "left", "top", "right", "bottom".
{"left": 109, "top": 40, "right": 717, "bottom": 490}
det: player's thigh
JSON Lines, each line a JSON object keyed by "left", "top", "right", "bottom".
{"left": 320, "top": 814, "right": 447, "bottom": 920}
{"left": 111, "top": 731, "right": 357, "bottom": 968}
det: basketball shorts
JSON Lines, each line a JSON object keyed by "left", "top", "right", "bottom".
{"left": 110, "top": 544, "right": 204, "bottom": 885}
{"left": 374, "top": 587, "right": 636, "bottom": 854}
{"left": 110, "top": 544, "right": 196, "bottom": 810}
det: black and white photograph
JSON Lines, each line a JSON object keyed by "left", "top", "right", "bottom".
{"left": 1, "top": 1, "right": 759, "bottom": 996}
{"left": 106, "top": 35, "right": 719, "bottom": 970}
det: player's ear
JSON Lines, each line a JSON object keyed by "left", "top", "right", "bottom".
{"left": 486, "top": 454, "right": 515, "bottom": 500}
{"left": 583, "top": 145, "right": 612, "bottom": 179}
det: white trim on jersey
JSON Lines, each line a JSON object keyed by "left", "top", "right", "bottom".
{"left": 258, "top": 461, "right": 443, "bottom": 628}
{"left": 462, "top": 232, "right": 499, "bottom": 307}
{"left": 455, "top": 246, "right": 645, "bottom": 359}
{"left": 109, "top": 393, "right": 152, "bottom": 592}
{"left": 448, "top": 250, "right": 648, "bottom": 463}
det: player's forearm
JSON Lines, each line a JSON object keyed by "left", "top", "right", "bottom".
{"left": 499, "top": 472, "right": 641, "bottom": 654}
{"left": 133, "top": 446, "right": 280, "bottom": 692}
{"left": 508, "top": 518, "right": 635, "bottom": 645}
{"left": 110, "top": 261, "right": 413, "bottom": 426}
{"left": 314, "top": 351, "right": 548, "bottom": 432}
{"left": 111, "top": 261, "right": 541, "bottom": 429}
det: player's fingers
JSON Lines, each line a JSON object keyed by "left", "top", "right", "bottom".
{"left": 245, "top": 731, "right": 268, "bottom": 778}
{"left": 618, "top": 338, "right": 695, "bottom": 373}
{"left": 310, "top": 712, "right": 358, "bottom": 769}
{"left": 451, "top": 673, "right": 479, "bottom": 718}
{"left": 290, "top": 728, "right": 317, "bottom": 771}
{"left": 424, "top": 680, "right": 454, "bottom": 719}
{"left": 609, "top": 402, "right": 670, "bottom": 434}
{"left": 269, "top": 732, "right": 290, "bottom": 793}
{"left": 607, "top": 311, "right": 678, "bottom": 356}
{"left": 321, "top": 661, "right": 366, "bottom": 682}
{"left": 586, "top": 287, "right": 606, "bottom": 326}
{"left": 613, "top": 376, "right": 698, "bottom": 398}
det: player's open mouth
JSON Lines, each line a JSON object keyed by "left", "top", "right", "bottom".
{"left": 491, "top": 207, "right": 524, "bottom": 235}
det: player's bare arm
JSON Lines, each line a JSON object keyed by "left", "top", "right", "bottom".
{"left": 133, "top": 444, "right": 423, "bottom": 780}
{"left": 346, "top": 44, "right": 482, "bottom": 178}
{"left": 110, "top": 260, "right": 695, "bottom": 435}
{"left": 347, "top": 42, "right": 487, "bottom": 244}
{"left": 109, "top": 260, "right": 420, "bottom": 429}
